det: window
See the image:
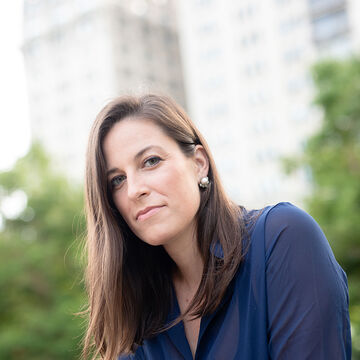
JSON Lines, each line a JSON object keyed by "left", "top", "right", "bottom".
{"left": 199, "top": 47, "right": 222, "bottom": 62}
{"left": 206, "top": 103, "right": 228, "bottom": 120}
{"left": 312, "top": 10, "right": 348, "bottom": 43}
{"left": 244, "top": 61, "right": 265, "bottom": 77}
{"left": 24, "top": 0, "right": 41, "bottom": 17}
{"left": 308, "top": 0, "right": 346, "bottom": 16}
{"left": 197, "top": 23, "right": 217, "bottom": 35}
{"left": 290, "top": 106, "right": 309, "bottom": 123}
{"left": 287, "top": 75, "right": 309, "bottom": 93}
{"left": 195, "top": 0, "right": 214, "bottom": 7}
{"left": 283, "top": 47, "right": 303, "bottom": 64}
{"left": 241, "top": 32, "right": 260, "bottom": 48}
{"left": 279, "top": 16, "right": 304, "bottom": 33}
{"left": 238, "top": 4, "right": 256, "bottom": 20}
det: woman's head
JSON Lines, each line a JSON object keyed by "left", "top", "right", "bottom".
{"left": 86, "top": 94, "right": 220, "bottom": 249}
{"left": 103, "top": 116, "right": 209, "bottom": 248}
{"left": 83, "top": 94, "right": 245, "bottom": 359}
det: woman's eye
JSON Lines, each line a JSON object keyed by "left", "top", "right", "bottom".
{"left": 111, "top": 175, "right": 126, "bottom": 187}
{"left": 144, "top": 156, "right": 161, "bottom": 167}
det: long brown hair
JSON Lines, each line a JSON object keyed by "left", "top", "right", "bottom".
{"left": 82, "top": 94, "right": 250, "bottom": 359}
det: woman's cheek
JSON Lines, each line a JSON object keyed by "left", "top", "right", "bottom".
{"left": 114, "top": 193, "right": 130, "bottom": 221}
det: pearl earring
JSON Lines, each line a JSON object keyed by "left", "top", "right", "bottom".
{"left": 199, "top": 176, "right": 210, "bottom": 189}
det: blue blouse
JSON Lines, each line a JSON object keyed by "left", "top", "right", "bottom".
{"left": 119, "top": 202, "right": 352, "bottom": 359}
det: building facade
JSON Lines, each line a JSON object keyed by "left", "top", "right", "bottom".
{"left": 22, "top": 0, "right": 185, "bottom": 180}
{"left": 176, "top": 0, "right": 359, "bottom": 208}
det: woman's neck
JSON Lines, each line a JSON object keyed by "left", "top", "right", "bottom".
{"left": 164, "top": 225, "right": 204, "bottom": 292}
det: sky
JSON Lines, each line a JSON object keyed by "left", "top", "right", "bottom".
{"left": 0, "top": 1, "right": 31, "bottom": 171}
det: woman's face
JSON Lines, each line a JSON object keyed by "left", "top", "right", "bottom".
{"left": 103, "top": 117, "right": 208, "bottom": 248}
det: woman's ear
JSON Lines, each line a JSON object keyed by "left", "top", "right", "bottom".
{"left": 193, "top": 145, "right": 209, "bottom": 180}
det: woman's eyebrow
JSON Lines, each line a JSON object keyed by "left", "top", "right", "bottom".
{"left": 134, "top": 145, "right": 161, "bottom": 161}
{"left": 106, "top": 145, "right": 163, "bottom": 177}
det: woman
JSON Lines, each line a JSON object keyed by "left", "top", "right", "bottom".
{"left": 82, "top": 94, "right": 351, "bottom": 360}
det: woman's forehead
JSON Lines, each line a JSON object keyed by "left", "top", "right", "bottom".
{"left": 102, "top": 118, "right": 178, "bottom": 167}
{"left": 105, "top": 118, "right": 174, "bottom": 149}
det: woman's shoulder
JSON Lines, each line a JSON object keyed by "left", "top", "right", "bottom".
{"left": 247, "top": 201, "right": 311, "bottom": 225}
{"left": 263, "top": 201, "right": 316, "bottom": 225}
{"left": 245, "top": 201, "right": 331, "bottom": 257}
{"left": 260, "top": 203, "right": 351, "bottom": 358}
{"left": 246, "top": 201, "right": 319, "bottom": 232}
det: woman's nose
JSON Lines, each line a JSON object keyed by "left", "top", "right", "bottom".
{"left": 126, "top": 175, "right": 149, "bottom": 200}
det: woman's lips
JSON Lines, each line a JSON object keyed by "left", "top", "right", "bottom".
{"left": 136, "top": 206, "right": 164, "bottom": 221}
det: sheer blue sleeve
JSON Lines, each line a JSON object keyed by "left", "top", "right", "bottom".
{"left": 265, "top": 203, "right": 351, "bottom": 359}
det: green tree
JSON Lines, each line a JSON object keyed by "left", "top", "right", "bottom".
{"left": 283, "top": 57, "right": 360, "bottom": 357}
{"left": 0, "top": 142, "right": 86, "bottom": 359}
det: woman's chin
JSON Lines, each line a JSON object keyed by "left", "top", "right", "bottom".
{"left": 139, "top": 234, "right": 170, "bottom": 247}
{"left": 133, "top": 224, "right": 173, "bottom": 247}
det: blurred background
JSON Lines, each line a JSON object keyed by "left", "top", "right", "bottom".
{"left": 0, "top": 0, "right": 359, "bottom": 358}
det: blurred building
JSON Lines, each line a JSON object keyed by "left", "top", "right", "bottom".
{"left": 22, "top": 0, "right": 185, "bottom": 180}
{"left": 176, "top": 0, "right": 360, "bottom": 208}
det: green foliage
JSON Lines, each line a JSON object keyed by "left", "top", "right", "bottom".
{"left": 0, "top": 142, "right": 87, "bottom": 360}
{"left": 283, "top": 57, "right": 360, "bottom": 357}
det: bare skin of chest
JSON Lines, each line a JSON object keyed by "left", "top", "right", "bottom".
{"left": 175, "top": 286, "right": 201, "bottom": 358}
